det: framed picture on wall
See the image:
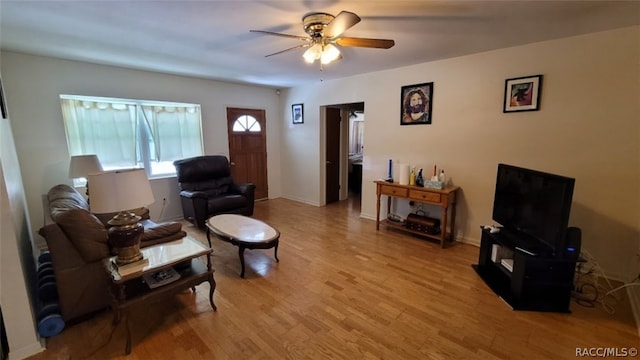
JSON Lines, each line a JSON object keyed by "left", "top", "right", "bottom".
{"left": 292, "top": 103, "right": 304, "bottom": 124}
{"left": 503, "top": 74, "right": 543, "bottom": 112}
{"left": 400, "top": 82, "right": 433, "bottom": 125}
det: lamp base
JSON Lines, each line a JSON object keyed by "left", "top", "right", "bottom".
{"left": 114, "top": 243, "right": 144, "bottom": 266}
{"left": 108, "top": 217, "right": 144, "bottom": 266}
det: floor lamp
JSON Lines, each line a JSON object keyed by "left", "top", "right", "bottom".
{"left": 68, "top": 154, "right": 103, "bottom": 198}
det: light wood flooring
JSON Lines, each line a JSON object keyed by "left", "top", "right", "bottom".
{"left": 29, "top": 197, "right": 638, "bottom": 359}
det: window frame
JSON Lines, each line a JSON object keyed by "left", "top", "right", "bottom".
{"left": 60, "top": 94, "right": 204, "bottom": 180}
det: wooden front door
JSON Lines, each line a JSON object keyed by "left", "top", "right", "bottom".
{"left": 325, "top": 107, "right": 341, "bottom": 204}
{"left": 226, "top": 108, "right": 268, "bottom": 200}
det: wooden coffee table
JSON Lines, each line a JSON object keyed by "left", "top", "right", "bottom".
{"left": 206, "top": 214, "right": 280, "bottom": 278}
{"left": 104, "top": 236, "right": 216, "bottom": 354}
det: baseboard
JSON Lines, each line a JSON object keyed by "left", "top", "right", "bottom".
{"left": 280, "top": 196, "right": 321, "bottom": 207}
{"left": 627, "top": 282, "right": 640, "bottom": 336}
{"left": 8, "top": 340, "right": 44, "bottom": 360}
{"left": 458, "top": 236, "right": 480, "bottom": 247}
{"left": 359, "top": 212, "right": 376, "bottom": 221}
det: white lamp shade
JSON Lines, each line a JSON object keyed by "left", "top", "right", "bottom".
{"left": 88, "top": 168, "right": 155, "bottom": 214}
{"left": 303, "top": 43, "right": 341, "bottom": 65}
{"left": 303, "top": 44, "right": 322, "bottom": 63}
{"left": 68, "top": 154, "right": 103, "bottom": 179}
{"left": 320, "top": 44, "right": 341, "bottom": 64}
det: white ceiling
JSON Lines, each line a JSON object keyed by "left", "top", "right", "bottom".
{"left": 1, "top": 1, "right": 638, "bottom": 88}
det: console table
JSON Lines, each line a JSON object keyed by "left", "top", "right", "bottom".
{"left": 375, "top": 181, "right": 460, "bottom": 247}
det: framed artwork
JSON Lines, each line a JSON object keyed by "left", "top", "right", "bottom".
{"left": 292, "top": 103, "right": 304, "bottom": 124}
{"left": 400, "top": 82, "right": 433, "bottom": 125}
{"left": 503, "top": 74, "right": 542, "bottom": 113}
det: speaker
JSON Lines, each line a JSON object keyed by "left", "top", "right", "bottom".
{"left": 565, "top": 227, "right": 581, "bottom": 260}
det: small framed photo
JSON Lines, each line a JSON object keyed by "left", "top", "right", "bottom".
{"left": 503, "top": 74, "right": 542, "bottom": 113}
{"left": 292, "top": 103, "right": 304, "bottom": 124}
{"left": 400, "top": 82, "right": 433, "bottom": 125}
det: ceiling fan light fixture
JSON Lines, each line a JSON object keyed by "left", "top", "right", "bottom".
{"left": 320, "top": 44, "right": 341, "bottom": 64}
{"left": 254, "top": 10, "right": 393, "bottom": 67}
{"left": 303, "top": 43, "right": 322, "bottom": 63}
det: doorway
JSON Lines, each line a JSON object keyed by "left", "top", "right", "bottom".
{"left": 323, "top": 102, "right": 364, "bottom": 211}
{"left": 226, "top": 107, "right": 269, "bottom": 200}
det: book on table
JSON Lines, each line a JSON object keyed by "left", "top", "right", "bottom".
{"left": 112, "top": 258, "right": 149, "bottom": 276}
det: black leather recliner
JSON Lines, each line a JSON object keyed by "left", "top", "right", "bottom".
{"left": 173, "top": 155, "right": 255, "bottom": 229}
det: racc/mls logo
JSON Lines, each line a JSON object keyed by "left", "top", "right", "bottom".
{"left": 576, "top": 347, "right": 637, "bottom": 357}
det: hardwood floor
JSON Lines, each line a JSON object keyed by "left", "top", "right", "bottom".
{"left": 29, "top": 197, "right": 637, "bottom": 359}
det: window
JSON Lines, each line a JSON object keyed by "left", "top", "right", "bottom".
{"left": 232, "top": 115, "right": 261, "bottom": 132}
{"left": 60, "top": 95, "right": 203, "bottom": 179}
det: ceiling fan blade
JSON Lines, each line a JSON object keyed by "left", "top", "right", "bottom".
{"left": 264, "top": 44, "right": 310, "bottom": 58}
{"left": 335, "top": 37, "right": 395, "bottom": 49}
{"left": 324, "top": 11, "right": 361, "bottom": 38}
{"left": 249, "top": 30, "right": 310, "bottom": 42}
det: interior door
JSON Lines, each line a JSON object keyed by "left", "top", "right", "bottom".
{"left": 226, "top": 108, "right": 268, "bottom": 200}
{"left": 325, "top": 107, "right": 341, "bottom": 204}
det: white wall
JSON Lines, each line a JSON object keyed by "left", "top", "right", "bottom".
{"left": 0, "top": 103, "right": 42, "bottom": 357}
{"left": 281, "top": 26, "right": 640, "bottom": 281}
{"left": 1, "top": 52, "right": 283, "bottom": 238}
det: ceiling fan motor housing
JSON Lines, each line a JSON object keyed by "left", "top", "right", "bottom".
{"left": 303, "top": 12, "right": 335, "bottom": 38}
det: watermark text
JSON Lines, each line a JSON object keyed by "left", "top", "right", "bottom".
{"left": 576, "top": 347, "right": 638, "bottom": 357}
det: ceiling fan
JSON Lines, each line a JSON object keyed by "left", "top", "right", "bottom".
{"left": 250, "top": 10, "right": 395, "bottom": 65}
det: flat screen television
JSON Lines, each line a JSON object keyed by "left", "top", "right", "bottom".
{"left": 492, "top": 164, "right": 575, "bottom": 258}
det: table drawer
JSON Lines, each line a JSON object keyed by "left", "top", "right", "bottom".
{"left": 380, "top": 185, "right": 408, "bottom": 197}
{"left": 409, "top": 190, "right": 441, "bottom": 204}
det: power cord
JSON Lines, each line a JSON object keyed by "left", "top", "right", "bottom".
{"left": 601, "top": 282, "right": 640, "bottom": 314}
{"left": 158, "top": 197, "right": 166, "bottom": 221}
{"left": 581, "top": 250, "right": 616, "bottom": 294}
{"left": 573, "top": 283, "right": 598, "bottom": 308}
{"left": 573, "top": 253, "right": 599, "bottom": 307}
{"left": 573, "top": 250, "right": 640, "bottom": 314}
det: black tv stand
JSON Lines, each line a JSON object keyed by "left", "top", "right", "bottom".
{"left": 473, "top": 228, "right": 576, "bottom": 312}
{"left": 494, "top": 227, "right": 549, "bottom": 257}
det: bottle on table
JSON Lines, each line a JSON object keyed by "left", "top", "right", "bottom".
{"left": 416, "top": 168, "right": 424, "bottom": 187}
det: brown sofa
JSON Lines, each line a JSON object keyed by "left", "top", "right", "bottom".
{"left": 39, "top": 184, "right": 186, "bottom": 323}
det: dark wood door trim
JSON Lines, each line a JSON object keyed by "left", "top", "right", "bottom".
{"left": 226, "top": 108, "right": 269, "bottom": 200}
